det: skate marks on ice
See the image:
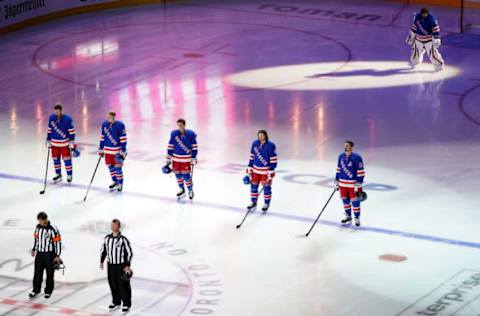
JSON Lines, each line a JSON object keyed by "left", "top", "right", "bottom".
{"left": 0, "top": 276, "right": 189, "bottom": 316}
{"left": 226, "top": 61, "right": 461, "bottom": 90}
{"left": 1, "top": 172, "right": 480, "bottom": 251}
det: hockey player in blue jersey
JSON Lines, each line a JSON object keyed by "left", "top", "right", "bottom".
{"left": 98, "top": 111, "right": 127, "bottom": 192}
{"left": 165, "top": 118, "right": 198, "bottom": 199}
{"left": 406, "top": 7, "right": 444, "bottom": 71}
{"left": 334, "top": 141, "right": 365, "bottom": 227}
{"left": 46, "top": 104, "right": 76, "bottom": 183}
{"left": 246, "top": 130, "right": 278, "bottom": 212}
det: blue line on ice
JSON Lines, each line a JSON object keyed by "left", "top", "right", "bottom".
{"left": 1, "top": 172, "right": 478, "bottom": 250}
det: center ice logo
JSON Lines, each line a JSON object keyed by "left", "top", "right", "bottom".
{"left": 0, "top": 220, "right": 223, "bottom": 315}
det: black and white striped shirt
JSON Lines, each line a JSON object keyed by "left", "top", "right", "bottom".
{"left": 100, "top": 233, "right": 133, "bottom": 266}
{"left": 32, "top": 223, "right": 62, "bottom": 256}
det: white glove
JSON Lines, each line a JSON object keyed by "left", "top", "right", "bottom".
{"left": 98, "top": 149, "right": 104, "bottom": 157}
{"left": 69, "top": 142, "right": 75, "bottom": 150}
{"left": 46, "top": 141, "right": 52, "bottom": 149}
{"left": 334, "top": 180, "right": 339, "bottom": 190}
{"left": 433, "top": 38, "right": 441, "bottom": 48}
{"left": 191, "top": 158, "right": 197, "bottom": 165}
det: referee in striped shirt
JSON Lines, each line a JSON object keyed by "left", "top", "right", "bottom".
{"left": 29, "top": 212, "right": 62, "bottom": 299}
{"left": 100, "top": 219, "right": 133, "bottom": 312}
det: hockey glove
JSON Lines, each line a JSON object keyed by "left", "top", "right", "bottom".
{"left": 355, "top": 183, "right": 363, "bottom": 192}
{"left": 46, "top": 141, "right": 52, "bottom": 149}
{"left": 98, "top": 149, "right": 104, "bottom": 157}
{"left": 267, "top": 171, "right": 275, "bottom": 184}
{"left": 433, "top": 38, "right": 441, "bottom": 48}
{"left": 405, "top": 31, "right": 415, "bottom": 47}
{"left": 334, "top": 180, "right": 339, "bottom": 190}
{"left": 69, "top": 142, "right": 75, "bottom": 150}
{"left": 191, "top": 158, "right": 198, "bottom": 165}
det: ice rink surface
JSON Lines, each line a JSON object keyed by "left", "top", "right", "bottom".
{"left": 1, "top": 0, "right": 480, "bottom": 315}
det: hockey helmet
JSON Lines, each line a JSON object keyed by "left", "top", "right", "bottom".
{"left": 52, "top": 259, "right": 66, "bottom": 275}
{"left": 162, "top": 164, "right": 172, "bottom": 174}
{"left": 242, "top": 175, "right": 251, "bottom": 185}
{"left": 115, "top": 154, "right": 125, "bottom": 164}
{"left": 121, "top": 270, "right": 133, "bottom": 281}
{"left": 356, "top": 191, "right": 368, "bottom": 202}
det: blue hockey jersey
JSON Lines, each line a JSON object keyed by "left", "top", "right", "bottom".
{"left": 335, "top": 152, "right": 365, "bottom": 188}
{"left": 248, "top": 140, "right": 277, "bottom": 175}
{"left": 46, "top": 114, "right": 75, "bottom": 147}
{"left": 167, "top": 129, "right": 198, "bottom": 163}
{"left": 99, "top": 120, "right": 127, "bottom": 155}
{"left": 410, "top": 13, "right": 440, "bottom": 42}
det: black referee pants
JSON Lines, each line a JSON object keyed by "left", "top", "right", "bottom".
{"left": 107, "top": 264, "right": 131, "bottom": 307}
{"left": 33, "top": 252, "right": 55, "bottom": 294}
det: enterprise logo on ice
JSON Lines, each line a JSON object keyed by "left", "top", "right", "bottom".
{"left": 398, "top": 270, "right": 480, "bottom": 316}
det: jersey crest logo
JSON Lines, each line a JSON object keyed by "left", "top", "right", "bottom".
{"left": 51, "top": 121, "right": 67, "bottom": 139}
{"left": 104, "top": 127, "right": 118, "bottom": 146}
{"left": 340, "top": 159, "right": 353, "bottom": 178}
{"left": 253, "top": 146, "right": 268, "bottom": 166}
{"left": 175, "top": 136, "right": 191, "bottom": 154}
{"left": 416, "top": 20, "right": 429, "bottom": 35}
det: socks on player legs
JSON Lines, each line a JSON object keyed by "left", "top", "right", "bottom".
{"left": 64, "top": 158, "right": 72, "bottom": 176}
{"left": 263, "top": 185, "right": 271, "bottom": 205}
{"left": 53, "top": 157, "right": 61, "bottom": 175}
{"left": 183, "top": 173, "right": 192, "bottom": 191}
{"left": 108, "top": 165, "right": 117, "bottom": 183}
{"left": 175, "top": 174, "right": 185, "bottom": 190}
{"left": 352, "top": 200, "right": 360, "bottom": 218}
{"left": 115, "top": 165, "right": 123, "bottom": 185}
{"left": 250, "top": 183, "right": 259, "bottom": 203}
{"left": 342, "top": 198, "right": 352, "bottom": 217}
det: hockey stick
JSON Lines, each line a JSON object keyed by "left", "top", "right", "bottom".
{"left": 39, "top": 148, "right": 50, "bottom": 195}
{"left": 305, "top": 188, "right": 338, "bottom": 237}
{"left": 83, "top": 155, "right": 102, "bottom": 202}
{"left": 236, "top": 185, "right": 265, "bottom": 229}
